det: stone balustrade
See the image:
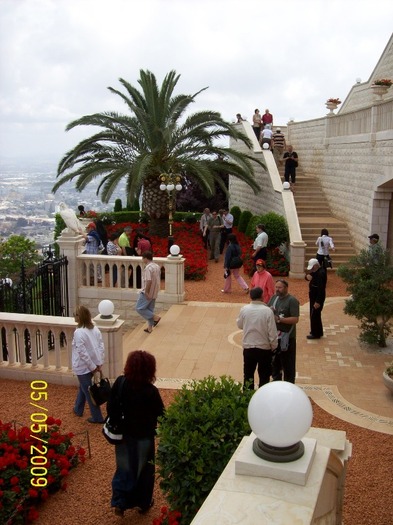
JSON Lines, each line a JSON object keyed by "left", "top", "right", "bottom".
{"left": 0, "top": 311, "right": 124, "bottom": 384}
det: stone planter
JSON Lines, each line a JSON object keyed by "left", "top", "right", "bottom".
{"left": 382, "top": 371, "right": 393, "bottom": 394}
{"left": 325, "top": 102, "right": 338, "bottom": 115}
{"left": 371, "top": 84, "right": 390, "bottom": 101}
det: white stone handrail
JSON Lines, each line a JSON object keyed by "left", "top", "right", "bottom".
{"left": 0, "top": 312, "right": 124, "bottom": 384}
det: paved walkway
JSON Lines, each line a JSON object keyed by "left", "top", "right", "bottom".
{"left": 123, "top": 297, "right": 393, "bottom": 435}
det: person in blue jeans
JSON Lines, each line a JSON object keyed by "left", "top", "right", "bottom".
{"left": 108, "top": 350, "right": 164, "bottom": 517}
{"left": 72, "top": 305, "right": 105, "bottom": 423}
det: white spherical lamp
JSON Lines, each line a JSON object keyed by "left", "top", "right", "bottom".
{"left": 175, "top": 183, "right": 183, "bottom": 191}
{"left": 98, "top": 299, "right": 115, "bottom": 319}
{"left": 160, "top": 183, "right": 167, "bottom": 191}
{"left": 283, "top": 181, "right": 291, "bottom": 190}
{"left": 169, "top": 244, "right": 180, "bottom": 256}
{"left": 262, "top": 143, "right": 270, "bottom": 150}
{"left": 166, "top": 183, "right": 175, "bottom": 192}
{"left": 248, "top": 381, "right": 313, "bottom": 462}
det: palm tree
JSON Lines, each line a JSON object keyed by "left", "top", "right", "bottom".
{"left": 53, "top": 70, "right": 264, "bottom": 236}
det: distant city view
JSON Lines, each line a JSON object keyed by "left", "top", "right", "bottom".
{"left": 0, "top": 158, "right": 127, "bottom": 248}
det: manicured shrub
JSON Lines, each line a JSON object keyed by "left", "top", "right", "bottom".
{"left": 156, "top": 376, "right": 253, "bottom": 524}
{"left": 260, "top": 212, "right": 289, "bottom": 247}
{"left": 114, "top": 198, "right": 123, "bottom": 212}
{"left": 245, "top": 215, "right": 264, "bottom": 238}
{"left": 237, "top": 210, "right": 253, "bottom": 234}
{"left": 230, "top": 206, "right": 241, "bottom": 227}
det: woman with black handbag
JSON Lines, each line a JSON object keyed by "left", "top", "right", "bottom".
{"left": 108, "top": 350, "right": 164, "bottom": 517}
{"left": 72, "top": 305, "right": 105, "bottom": 424}
{"left": 221, "top": 234, "right": 249, "bottom": 294}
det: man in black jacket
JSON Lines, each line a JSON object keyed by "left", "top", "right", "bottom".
{"left": 305, "top": 258, "right": 327, "bottom": 340}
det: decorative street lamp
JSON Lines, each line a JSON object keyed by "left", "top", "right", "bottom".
{"left": 159, "top": 171, "right": 183, "bottom": 251}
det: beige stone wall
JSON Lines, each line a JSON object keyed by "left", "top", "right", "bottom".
{"left": 229, "top": 122, "right": 284, "bottom": 217}
{"left": 287, "top": 114, "right": 393, "bottom": 251}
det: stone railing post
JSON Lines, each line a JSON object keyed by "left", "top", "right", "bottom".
{"left": 94, "top": 313, "right": 125, "bottom": 380}
{"left": 57, "top": 231, "right": 85, "bottom": 316}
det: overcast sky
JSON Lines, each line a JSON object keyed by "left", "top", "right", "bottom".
{"left": 0, "top": 0, "right": 392, "bottom": 162}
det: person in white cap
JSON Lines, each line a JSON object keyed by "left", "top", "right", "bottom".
{"left": 305, "top": 258, "right": 326, "bottom": 339}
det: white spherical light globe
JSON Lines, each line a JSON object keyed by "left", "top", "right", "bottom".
{"left": 248, "top": 382, "right": 312, "bottom": 448}
{"left": 262, "top": 143, "right": 270, "bottom": 150}
{"left": 283, "top": 181, "right": 291, "bottom": 190}
{"left": 98, "top": 299, "right": 115, "bottom": 318}
{"left": 170, "top": 244, "right": 180, "bottom": 256}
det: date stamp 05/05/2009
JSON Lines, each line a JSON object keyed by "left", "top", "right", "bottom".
{"left": 29, "top": 380, "right": 49, "bottom": 487}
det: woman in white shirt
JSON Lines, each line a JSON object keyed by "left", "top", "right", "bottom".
{"left": 72, "top": 305, "right": 105, "bottom": 423}
{"left": 316, "top": 229, "right": 335, "bottom": 269}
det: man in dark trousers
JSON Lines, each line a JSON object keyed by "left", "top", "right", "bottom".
{"left": 305, "top": 258, "right": 327, "bottom": 340}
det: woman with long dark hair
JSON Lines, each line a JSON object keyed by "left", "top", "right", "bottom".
{"left": 222, "top": 234, "right": 249, "bottom": 294}
{"left": 108, "top": 350, "right": 164, "bottom": 517}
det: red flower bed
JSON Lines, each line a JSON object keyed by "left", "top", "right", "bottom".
{"left": 105, "top": 222, "right": 289, "bottom": 280}
{"left": 0, "top": 419, "right": 85, "bottom": 524}
{"left": 106, "top": 222, "right": 208, "bottom": 281}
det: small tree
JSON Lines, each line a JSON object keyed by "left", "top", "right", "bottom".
{"left": 0, "top": 236, "right": 41, "bottom": 278}
{"left": 337, "top": 247, "right": 393, "bottom": 347}
{"left": 114, "top": 198, "right": 123, "bottom": 212}
{"left": 156, "top": 376, "right": 252, "bottom": 523}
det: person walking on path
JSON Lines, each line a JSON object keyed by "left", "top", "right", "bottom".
{"left": 305, "top": 258, "right": 327, "bottom": 340}
{"left": 262, "top": 109, "right": 273, "bottom": 128}
{"left": 237, "top": 287, "right": 278, "bottom": 390}
{"left": 316, "top": 228, "right": 335, "bottom": 270}
{"left": 72, "top": 305, "right": 105, "bottom": 423}
{"left": 250, "top": 259, "right": 275, "bottom": 304}
{"left": 268, "top": 279, "right": 300, "bottom": 383}
{"left": 205, "top": 210, "right": 222, "bottom": 262}
{"left": 136, "top": 252, "right": 161, "bottom": 333}
{"left": 221, "top": 234, "right": 249, "bottom": 294}
{"left": 272, "top": 127, "right": 286, "bottom": 165}
{"left": 108, "top": 350, "right": 165, "bottom": 517}
{"left": 199, "top": 208, "right": 211, "bottom": 249}
{"left": 283, "top": 145, "right": 298, "bottom": 190}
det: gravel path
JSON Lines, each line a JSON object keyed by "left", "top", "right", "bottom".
{"left": 2, "top": 267, "right": 392, "bottom": 525}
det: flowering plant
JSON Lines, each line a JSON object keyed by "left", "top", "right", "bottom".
{"left": 106, "top": 221, "right": 208, "bottom": 280}
{"left": 153, "top": 506, "right": 182, "bottom": 525}
{"left": 326, "top": 98, "right": 341, "bottom": 104}
{"left": 372, "top": 79, "right": 392, "bottom": 87}
{"left": 85, "top": 210, "right": 98, "bottom": 218}
{"left": 0, "top": 418, "right": 85, "bottom": 524}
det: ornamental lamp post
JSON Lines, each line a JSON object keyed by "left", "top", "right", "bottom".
{"left": 159, "top": 171, "right": 183, "bottom": 252}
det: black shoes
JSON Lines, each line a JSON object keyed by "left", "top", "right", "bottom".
{"left": 307, "top": 335, "right": 321, "bottom": 340}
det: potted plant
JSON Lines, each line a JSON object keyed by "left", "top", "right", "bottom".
{"left": 325, "top": 98, "right": 341, "bottom": 114}
{"left": 371, "top": 79, "right": 392, "bottom": 100}
{"left": 383, "top": 362, "right": 393, "bottom": 394}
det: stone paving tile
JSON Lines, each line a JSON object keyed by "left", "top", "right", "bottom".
{"left": 124, "top": 297, "right": 393, "bottom": 434}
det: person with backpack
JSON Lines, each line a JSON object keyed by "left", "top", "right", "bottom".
{"left": 221, "top": 234, "right": 249, "bottom": 294}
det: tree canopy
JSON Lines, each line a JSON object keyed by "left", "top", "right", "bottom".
{"left": 52, "top": 70, "right": 264, "bottom": 235}
{"left": 0, "top": 236, "right": 40, "bottom": 278}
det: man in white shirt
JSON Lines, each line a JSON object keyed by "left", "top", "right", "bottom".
{"left": 220, "top": 209, "right": 234, "bottom": 253}
{"left": 199, "top": 208, "right": 211, "bottom": 249}
{"left": 237, "top": 287, "right": 278, "bottom": 390}
{"left": 252, "top": 224, "right": 268, "bottom": 268}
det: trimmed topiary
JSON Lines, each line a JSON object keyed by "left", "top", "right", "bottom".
{"left": 156, "top": 376, "right": 253, "bottom": 524}
{"left": 260, "top": 212, "right": 289, "bottom": 247}
{"left": 237, "top": 210, "right": 253, "bottom": 234}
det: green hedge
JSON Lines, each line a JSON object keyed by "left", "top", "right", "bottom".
{"left": 156, "top": 376, "right": 253, "bottom": 523}
{"left": 238, "top": 210, "right": 253, "bottom": 234}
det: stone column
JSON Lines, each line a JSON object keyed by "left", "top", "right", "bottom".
{"left": 57, "top": 231, "right": 85, "bottom": 316}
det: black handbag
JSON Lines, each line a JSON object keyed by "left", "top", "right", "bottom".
{"left": 88, "top": 370, "right": 111, "bottom": 406}
{"left": 102, "top": 376, "right": 126, "bottom": 445}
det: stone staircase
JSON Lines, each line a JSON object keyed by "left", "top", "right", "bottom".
{"left": 287, "top": 170, "right": 354, "bottom": 267}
